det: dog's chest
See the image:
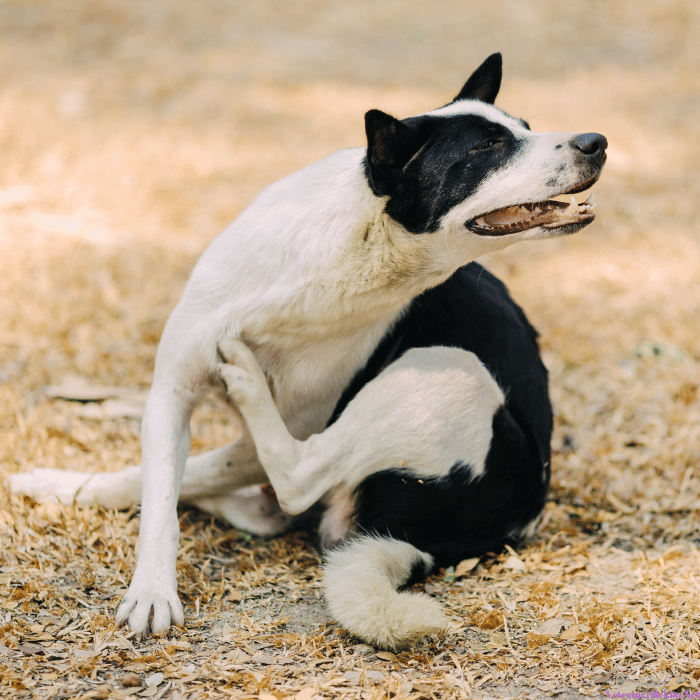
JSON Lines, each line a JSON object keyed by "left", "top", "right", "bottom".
{"left": 248, "top": 321, "right": 395, "bottom": 440}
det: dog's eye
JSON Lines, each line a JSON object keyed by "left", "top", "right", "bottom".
{"left": 471, "top": 138, "right": 499, "bottom": 152}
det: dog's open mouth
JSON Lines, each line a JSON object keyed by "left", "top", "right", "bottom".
{"left": 467, "top": 189, "right": 597, "bottom": 236}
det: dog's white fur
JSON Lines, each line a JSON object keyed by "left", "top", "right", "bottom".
{"left": 119, "top": 103, "right": 583, "bottom": 638}
{"left": 10, "top": 93, "right": 598, "bottom": 646}
{"left": 323, "top": 537, "right": 445, "bottom": 649}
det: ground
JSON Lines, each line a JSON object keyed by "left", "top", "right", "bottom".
{"left": 1, "top": 1, "right": 700, "bottom": 698}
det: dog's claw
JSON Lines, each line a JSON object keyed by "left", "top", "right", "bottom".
{"left": 217, "top": 337, "right": 259, "bottom": 371}
{"left": 116, "top": 572, "right": 184, "bottom": 637}
{"left": 116, "top": 596, "right": 184, "bottom": 637}
{"left": 217, "top": 338, "right": 270, "bottom": 405}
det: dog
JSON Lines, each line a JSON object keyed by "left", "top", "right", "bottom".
{"left": 9, "top": 53, "right": 607, "bottom": 649}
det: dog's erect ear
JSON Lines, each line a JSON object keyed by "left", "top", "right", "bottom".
{"left": 364, "top": 109, "right": 418, "bottom": 197}
{"left": 453, "top": 53, "right": 502, "bottom": 105}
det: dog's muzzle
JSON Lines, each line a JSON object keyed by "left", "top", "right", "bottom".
{"left": 467, "top": 132, "right": 607, "bottom": 237}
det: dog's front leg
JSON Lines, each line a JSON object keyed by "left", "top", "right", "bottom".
{"left": 114, "top": 387, "right": 192, "bottom": 635}
{"left": 116, "top": 331, "right": 214, "bottom": 637}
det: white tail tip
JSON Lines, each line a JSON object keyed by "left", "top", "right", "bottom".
{"left": 323, "top": 535, "right": 448, "bottom": 649}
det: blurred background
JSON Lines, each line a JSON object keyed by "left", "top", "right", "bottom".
{"left": 1, "top": 0, "right": 699, "bottom": 551}
{"left": 1, "top": 2, "right": 700, "bottom": 696}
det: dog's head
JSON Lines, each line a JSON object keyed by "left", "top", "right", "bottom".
{"left": 364, "top": 53, "right": 607, "bottom": 245}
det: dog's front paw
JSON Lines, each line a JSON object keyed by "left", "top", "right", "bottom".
{"left": 116, "top": 572, "right": 184, "bottom": 638}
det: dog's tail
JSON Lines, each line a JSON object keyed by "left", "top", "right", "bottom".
{"left": 323, "top": 535, "right": 448, "bottom": 649}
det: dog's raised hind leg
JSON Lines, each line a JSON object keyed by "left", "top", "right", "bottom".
{"left": 217, "top": 338, "right": 342, "bottom": 515}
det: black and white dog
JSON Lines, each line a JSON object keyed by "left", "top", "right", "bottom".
{"left": 10, "top": 54, "right": 606, "bottom": 649}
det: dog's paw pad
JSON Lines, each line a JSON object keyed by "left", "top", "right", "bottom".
{"left": 218, "top": 363, "right": 253, "bottom": 385}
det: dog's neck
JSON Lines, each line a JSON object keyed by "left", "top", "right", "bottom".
{"left": 298, "top": 162, "right": 505, "bottom": 330}
{"left": 193, "top": 147, "right": 502, "bottom": 349}
{"left": 240, "top": 203, "right": 459, "bottom": 345}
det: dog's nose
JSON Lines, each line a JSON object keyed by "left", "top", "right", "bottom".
{"left": 570, "top": 132, "right": 608, "bottom": 157}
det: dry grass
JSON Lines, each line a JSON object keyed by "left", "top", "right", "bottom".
{"left": 2, "top": 1, "right": 700, "bottom": 698}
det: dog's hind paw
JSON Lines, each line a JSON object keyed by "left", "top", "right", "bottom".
{"left": 218, "top": 362, "right": 259, "bottom": 403}
{"left": 217, "top": 337, "right": 260, "bottom": 373}
{"left": 191, "top": 485, "right": 293, "bottom": 536}
{"left": 217, "top": 337, "right": 269, "bottom": 404}
{"left": 8, "top": 468, "right": 94, "bottom": 504}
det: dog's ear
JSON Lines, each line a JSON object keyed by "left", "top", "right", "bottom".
{"left": 364, "top": 109, "right": 419, "bottom": 197}
{"left": 453, "top": 53, "right": 502, "bottom": 104}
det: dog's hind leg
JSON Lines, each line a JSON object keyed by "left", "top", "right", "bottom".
{"left": 7, "top": 384, "right": 294, "bottom": 538}
{"left": 8, "top": 433, "right": 271, "bottom": 507}
{"left": 217, "top": 338, "right": 508, "bottom": 648}
{"left": 217, "top": 338, "right": 308, "bottom": 511}
{"left": 179, "top": 435, "right": 294, "bottom": 536}
{"left": 217, "top": 338, "right": 504, "bottom": 515}
{"left": 8, "top": 466, "right": 145, "bottom": 510}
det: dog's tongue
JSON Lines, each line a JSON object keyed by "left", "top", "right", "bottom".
{"left": 477, "top": 194, "right": 595, "bottom": 231}
{"left": 482, "top": 205, "right": 531, "bottom": 226}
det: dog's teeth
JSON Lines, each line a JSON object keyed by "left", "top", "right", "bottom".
{"left": 569, "top": 196, "right": 578, "bottom": 209}
{"left": 583, "top": 192, "right": 595, "bottom": 205}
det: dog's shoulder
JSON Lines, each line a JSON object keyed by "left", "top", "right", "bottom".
{"left": 191, "top": 147, "right": 382, "bottom": 282}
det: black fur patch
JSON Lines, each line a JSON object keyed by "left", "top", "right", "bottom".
{"left": 330, "top": 262, "right": 551, "bottom": 465}
{"left": 365, "top": 114, "right": 526, "bottom": 234}
{"left": 352, "top": 405, "right": 547, "bottom": 568}
{"left": 328, "top": 262, "right": 552, "bottom": 564}
{"left": 400, "top": 555, "right": 434, "bottom": 589}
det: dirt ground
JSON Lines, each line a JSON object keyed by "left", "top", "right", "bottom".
{"left": 2, "top": 1, "right": 700, "bottom": 698}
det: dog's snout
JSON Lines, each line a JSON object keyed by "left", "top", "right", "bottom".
{"left": 570, "top": 132, "right": 608, "bottom": 157}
